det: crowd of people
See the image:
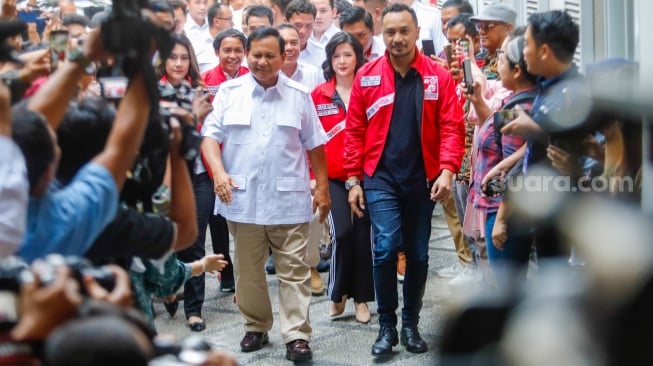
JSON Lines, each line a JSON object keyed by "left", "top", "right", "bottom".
{"left": 0, "top": 0, "right": 643, "bottom": 364}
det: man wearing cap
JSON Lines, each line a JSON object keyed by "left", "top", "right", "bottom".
{"left": 470, "top": 3, "right": 515, "bottom": 80}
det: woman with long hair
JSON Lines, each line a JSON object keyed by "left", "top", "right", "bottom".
{"left": 311, "top": 32, "right": 374, "bottom": 323}
{"left": 158, "top": 34, "right": 229, "bottom": 332}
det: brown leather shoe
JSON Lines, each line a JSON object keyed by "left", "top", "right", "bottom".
{"left": 286, "top": 339, "right": 312, "bottom": 361}
{"left": 240, "top": 332, "right": 268, "bottom": 352}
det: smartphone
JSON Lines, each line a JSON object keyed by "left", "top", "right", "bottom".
{"left": 493, "top": 109, "right": 518, "bottom": 131}
{"left": 49, "top": 29, "right": 68, "bottom": 70}
{"left": 422, "top": 39, "right": 436, "bottom": 57}
{"left": 443, "top": 44, "right": 454, "bottom": 66}
{"left": 462, "top": 58, "right": 474, "bottom": 94}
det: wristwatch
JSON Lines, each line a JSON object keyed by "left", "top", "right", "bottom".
{"left": 345, "top": 179, "right": 360, "bottom": 191}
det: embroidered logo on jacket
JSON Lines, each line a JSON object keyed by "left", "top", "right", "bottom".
{"left": 360, "top": 75, "right": 381, "bottom": 87}
{"left": 423, "top": 76, "right": 438, "bottom": 100}
{"left": 316, "top": 103, "right": 339, "bottom": 117}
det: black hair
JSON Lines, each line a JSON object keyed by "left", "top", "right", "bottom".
{"left": 62, "top": 13, "right": 90, "bottom": 28}
{"left": 213, "top": 28, "right": 247, "bottom": 51}
{"left": 338, "top": 5, "right": 373, "bottom": 31}
{"left": 441, "top": 0, "right": 474, "bottom": 15}
{"left": 246, "top": 5, "right": 275, "bottom": 26}
{"left": 247, "top": 26, "right": 285, "bottom": 54}
{"left": 527, "top": 10, "right": 579, "bottom": 64}
{"left": 381, "top": 3, "right": 418, "bottom": 28}
{"left": 322, "top": 31, "right": 365, "bottom": 81}
{"left": 44, "top": 316, "right": 152, "bottom": 366}
{"left": 157, "top": 34, "right": 203, "bottom": 88}
{"left": 446, "top": 12, "right": 478, "bottom": 38}
{"left": 168, "top": 0, "right": 187, "bottom": 13}
{"left": 11, "top": 106, "right": 55, "bottom": 191}
{"left": 503, "top": 26, "right": 538, "bottom": 85}
{"left": 56, "top": 97, "right": 115, "bottom": 185}
{"left": 334, "top": 0, "right": 352, "bottom": 16}
{"left": 284, "top": 0, "right": 317, "bottom": 21}
{"left": 148, "top": 0, "right": 172, "bottom": 13}
{"left": 208, "top": 3, "right": 230, "bottom": 25}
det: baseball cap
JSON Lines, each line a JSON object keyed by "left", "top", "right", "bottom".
{"left": 470, "top": 3, "right": 517, "bottom": 25}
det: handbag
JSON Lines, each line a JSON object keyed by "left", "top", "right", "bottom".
{"left": 461, "top": 201, "right": 486, "bottom": 240}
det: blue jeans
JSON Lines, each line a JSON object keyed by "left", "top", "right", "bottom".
{"left": 485, "top": 212, "right": 531, "bottom": 280}
{"left": 365, "top": 188, "right": 435, "bottom": 328}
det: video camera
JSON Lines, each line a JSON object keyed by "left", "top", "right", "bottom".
{"left": 0, "top": 255, "right": 115, "bottom": 331}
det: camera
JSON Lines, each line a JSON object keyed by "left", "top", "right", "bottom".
{"left": 150, "top": 336, "right": 213, "bottom": 366}
{"left": 158, "top": 81, "right": 202, "bottom": 163}
{"left": 482, "top": 177, "right": 506, "bottom": 197}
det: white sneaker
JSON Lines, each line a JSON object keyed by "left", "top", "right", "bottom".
{"left": 448, "top": 266, "right": 482, "bottom": 287}
{"left": 437, "top": 263, "right": 464, "bottom": 278}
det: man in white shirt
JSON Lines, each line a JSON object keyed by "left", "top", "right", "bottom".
{"left": 185, "top": 0, "right": 219, "bottom": 73}
{"left": 390, "top": 0, "right": 449, "bottom": 54}
{"left": 339, "top": 6, "right": 385, "bottom": 60}
{"left": 208, "top": 3, "right": 234, "bottom": 39}
{"left": 202, "top": 27, "right": 330, "bottom": 362}
{"left": 309, "top": 0, "right": 339, "bottom": 46}
{"left": 352, "top": 0, "right": 386, "bottom": 36}
{"left": 278, "top": 24, "right": 325, "bottom": 90}
{"left": 284, "top": 0, "right": 327, "bottom": 69}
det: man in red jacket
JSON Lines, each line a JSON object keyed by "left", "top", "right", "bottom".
{"left": 344, "top": 3, "right": 464, "bottom": 357}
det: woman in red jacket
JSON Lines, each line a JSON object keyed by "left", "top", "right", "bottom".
{"left": 311, "top": 32, "right": 373, "bottom": 323}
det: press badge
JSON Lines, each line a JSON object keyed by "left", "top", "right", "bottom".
{"left": 360, "top": 75, "right": 381, "bottom": 87}
{"left": 423, "top": 76, "right": 438, "bottom": 100}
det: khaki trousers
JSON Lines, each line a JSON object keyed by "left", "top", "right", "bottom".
{"left": 442, "top": 193, "right": 473, "bottom": 264}
{"left": 228, "top": 221, "right": 312, "bottom": 343}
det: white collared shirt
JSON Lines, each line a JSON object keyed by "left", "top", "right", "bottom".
{"left": 410, "top": 0, "right": 449, "bottom": 55}
{"left": 299, "top": 39, "right": 327, "bottom": 69}
{"left": 285, "top": 62, "right": 325, "bottom": 91}
{"left": 368, "top": 35, "right": 386, "bottom": 60}
{"left": 184, "top": 16, "right": 219, "bottom": 73}
{"left": 203, "top": 73, "right": 327, "bottom": 225}
{"left": 310, "top": 23, "right": 340, "bottom": 46}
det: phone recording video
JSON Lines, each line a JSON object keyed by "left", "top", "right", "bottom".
{"left": 49, "top": 29, "right": 68, "bottom": 70}
{"left": 422, "top": 39, "right": 436, "bottom": 57}
{"left": 462, "top": 58, "right": 474, "bottom": 95}
{"left": 443, "top": 44, "right": 454, "bottom": 66}
{"left": 493, "top": 109, "right": 518, "bottom": 131}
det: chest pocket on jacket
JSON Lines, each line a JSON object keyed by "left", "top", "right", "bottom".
{"left": 272, "top": 116, "right": 302, "bottom": 146}
{"left": 223, "top": 113, "right": 252, "bottom": 144}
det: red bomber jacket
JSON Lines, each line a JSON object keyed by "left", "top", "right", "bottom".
{"left": 311, "top": 78, "right": 349, "bottom": 181}
{"left": 343, "top": 49, "right": 465, "bottom": 181}
{"left": 202, "top": 64, "right": 249, "bottom": 101}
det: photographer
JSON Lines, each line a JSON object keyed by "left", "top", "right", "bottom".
{"left": 12, "top": 28, "right": 151, "bottom": 263}
{"left": 0, "top": 65, "right": 27, "bottom": 259}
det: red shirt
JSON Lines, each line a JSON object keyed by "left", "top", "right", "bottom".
{"left": 311, "top": 78, "right": 349, "bottom": 181}
{"left": 202, "top": 64, "right": 249, "bottom": 101}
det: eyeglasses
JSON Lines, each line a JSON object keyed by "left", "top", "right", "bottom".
{"left": 475, "top": 22, "right": 503, "bottom": 32}
{"left": 216, "top": 17, "right": 233, "bottom": 22}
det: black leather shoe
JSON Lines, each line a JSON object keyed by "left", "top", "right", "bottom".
{"left": 285, "top": 339, "right": 312, "bottom": 361}
{"left": 163, "top": 298, "right": 178, "bottom": 317}
{"left": 188, "top": 320, "right": 206, "bottom": 332}
{"left": 400, "top": 326, "right": 427, "bottom": 353}
{"left": 371, "top": 326, "right": 398, "bottom": 356}
{"left": 240, "top": 332, "right": 269, "bottom": 352}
